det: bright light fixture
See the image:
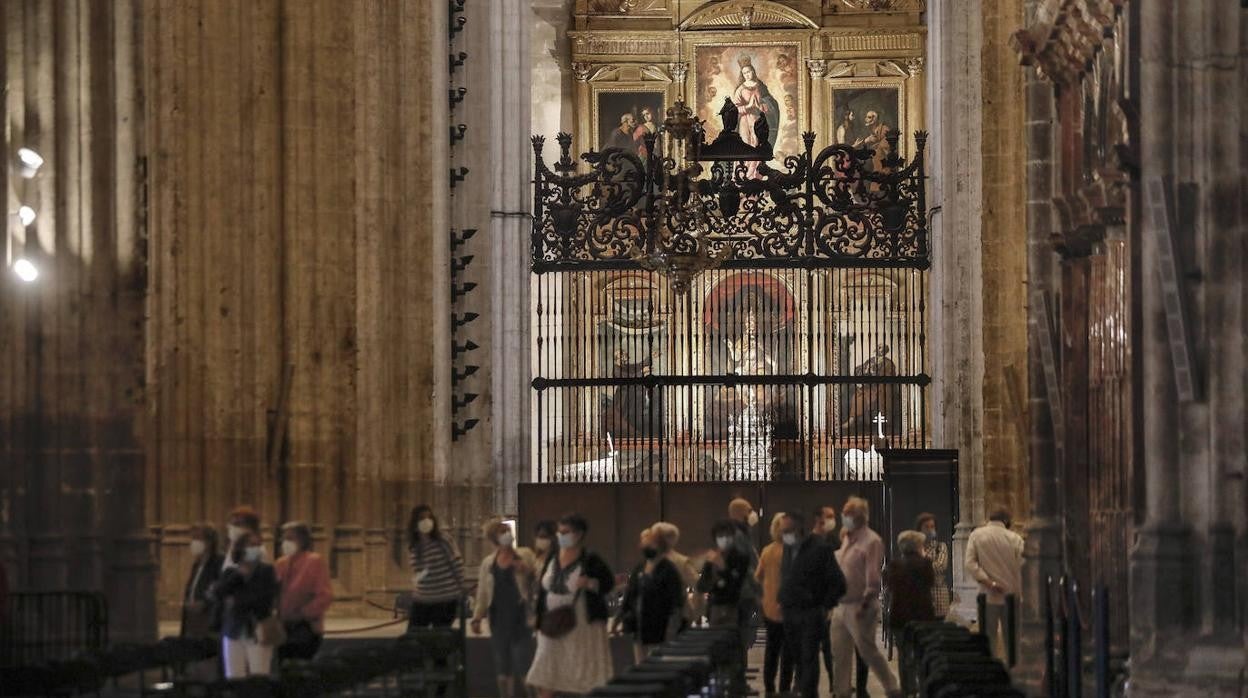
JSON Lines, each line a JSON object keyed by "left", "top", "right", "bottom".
{"left": 17, "top": 148, "right": 44, "bottom": 177}
{"left": 17, "top": 206, "right": 36, "bottom": 226}
{"left": 13, "top": 258, "right": 39, "bottom": 282}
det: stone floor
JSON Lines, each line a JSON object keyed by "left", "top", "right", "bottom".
{"left": 156, "top": 618, "right": 901, "bottom": 697}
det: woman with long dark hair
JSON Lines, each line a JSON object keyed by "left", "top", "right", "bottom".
{"left": 406, "top": 505, "right": 465, "bottom": 630}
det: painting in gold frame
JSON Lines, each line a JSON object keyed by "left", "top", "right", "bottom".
{"left": 691, "top": 41, "right": 803, "bottom": 173}
{"left": 830, "top": 84, "right": 904, "bottom": 171}
{"left": 593, "top": 89, "right": 666, "bottom": 156}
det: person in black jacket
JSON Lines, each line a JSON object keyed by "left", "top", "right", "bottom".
{"left": 181, "top": 524, "right": 225, "bottom": 639}
{"left": 211, "top": 530, "right": 279, "bottom": 678}
{"left": 526, "top": 513, "right": 615, "bottom": 698}
{"left": 778, "top": 511, "right": 847, "bottom": 698}
{"left": 698, "top": 520, "right": 752, "bottom": 627}
{"left": 614, "top": 526, "right": 685, "bottom": 662}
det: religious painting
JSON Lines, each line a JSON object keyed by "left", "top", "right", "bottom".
{"left": 596, "top": 274, "right": 667, "bottom": 441}
{"left": 693, "top": 43, "right": 802, "bottom": 175}
{"left": 701, "top": 272, "right": 800, "bottom": 444}
{"left": 595, "top": 90, "right": 665, "bottom": 157}
{"left": 831, "top": 85, "right": 902, "bottom": 171}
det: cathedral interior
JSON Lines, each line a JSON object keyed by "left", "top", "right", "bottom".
{"left": 1, "top": 0, "right": 1245, "bottom": 696}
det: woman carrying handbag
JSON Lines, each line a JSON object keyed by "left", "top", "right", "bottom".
{"left": 526, "top": 513, "right": 614, "bottom": 698}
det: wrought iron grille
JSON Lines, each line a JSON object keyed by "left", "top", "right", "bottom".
{"left": 530, "top": 129, "right": 931, "bottom": 483}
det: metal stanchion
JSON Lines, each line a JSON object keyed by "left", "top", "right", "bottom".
{"left": 1044, "top": 577, "right": 1058, "bottom": 698}
{"left": 1093, "top": 585, "right": 1109, "bottom": 698}
{"left": 1005, "top": 593, "right": 1018, "bottom": 668}
{"left": 1065, "top": 578, "right": 1082, "bottom": 698}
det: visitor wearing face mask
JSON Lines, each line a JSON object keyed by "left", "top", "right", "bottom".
{"left": 211, "top": 530, "right": 280, "bottom": 678}
{"left": 804, "top": 507, "right": 837, "bottom": 689}
{"left": 777, "top": 511, "right": 845, "bottom": 698}
{"left": 222, "top": 506, "right": 262, "bottom": 572}
{"left": 648, "top": 522, "right": 701, "bottom": 624}
{"left": 726, "top": 498, "right": 762, "bottom": 650}
{"left": 755, "top": 513, "right": 794, "bottom": 697}
{"left": 830, "top": 497, "right": 901, "bottom": 698}
{"left": 275, "top": 521, "right": 333, "bottom": 661}
{"left": 527, "top": 513, "right": 614, "bottom": 698}
{"left": 531, "top": 520, "right": 557, "bottom": 571}
{"left": 181, "top": 524, "right": 224, "bottom": 639}
{"left": 698, "top": 520, "right": 751, "bottom": 626}
{"left": 613, "top": 527, "right": 684, "bottom": 662}
{"left": 471, "top": 520, "right": 538, "bottom": 698}
{"left": 915, "top": 512, "right": 951, "bottom": 618}
{"left": 407, "top": 505, "right": 466, "bottom": 630}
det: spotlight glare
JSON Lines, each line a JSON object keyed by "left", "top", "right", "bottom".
{"left": 13, "top": 258, "right": 39, "bottom": 282}
{"left": 18, "top": 206, "right": 36, "bottom": 227}
{"left": 17, "top": 148, "right": 44, "bottom": 177}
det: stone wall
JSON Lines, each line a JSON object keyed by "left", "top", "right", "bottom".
{"left": 3, "top": 1, "right": 507, "bottom": 632}
{"left": 0, "top": 0, "right": 155, "bottom": 642}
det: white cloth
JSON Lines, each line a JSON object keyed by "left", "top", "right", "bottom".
{"left": 526, "top": 560, "right": 612, "bottom": 693}
{"left": 222, "top": 636, "right": 273, "bottom": 678}
{"left": 829, "top": 600, "right": 899, "bottom": 696}
{"left": 964, "top": 521, "right": 1024, "bottom": 604}
{"left": 526, "top": 596, "right": 613, "bottom": 693}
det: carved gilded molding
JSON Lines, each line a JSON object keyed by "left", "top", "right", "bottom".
{"left": 832, "top": 0, "right": 925, "bottom": 12}
{"left": 586, "top": 0, "right": 670, "bottom": 15}
{"left": 680, "top": 0, "right": 820, "bottom": 31}
{"left": 570, "top": 32, "right": 677, "bottom": 57}
{"left": 820, "top": 30, "right": 924, "bottom": 53}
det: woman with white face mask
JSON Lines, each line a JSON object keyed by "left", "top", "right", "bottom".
{"left": 210, "top": 530, "right": 279, "bottom": 678}
{"left": 527, "top": 513, "right": 615, "bottom": 698}
{"left": 697, "top": 520, "right": 752, "bottom": 628}
{"left": 275, "top": 521, "right": 333, "bottom": 661}
{"left": 471, "top": 520, "right": 538, "bottom": 698}
{"left": 181, "top": 524, "right": 224, "bottom": 640}
{"left": 406, "top": 505, "right": 466, "bottom": 631}
{"left": 221, "top": 506, "right": 262, "bottom": 572}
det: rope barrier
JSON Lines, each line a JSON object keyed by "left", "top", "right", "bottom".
{"left": 322, "top": 617, "right": 410, "bottom": 635}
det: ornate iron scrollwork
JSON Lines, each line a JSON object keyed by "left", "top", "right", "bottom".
{"left": 531, "top": 127, "right": 928, "bottom": 272}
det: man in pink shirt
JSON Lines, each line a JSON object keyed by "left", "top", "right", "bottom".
{"left": 275, "top": 521, "right": 334, "bottom": 660}
{"left": 830, "top": 497, "right": 900, "bottom": 698}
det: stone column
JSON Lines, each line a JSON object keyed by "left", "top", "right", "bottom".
{"left": 0, "top": 0, "right": 155, "bottom": 641}
{"left": 1013, "top": 23, "right": 1063, "bottom": 687}
{"left": 490, "top": 0, "right": 533, "bottom": 518}
{"left": 926, "top": 0, "right": 987, "bottom": 624}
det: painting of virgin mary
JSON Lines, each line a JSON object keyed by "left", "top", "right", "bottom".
{"left": 695, "top": 44, "right": 801, "bottom": 175}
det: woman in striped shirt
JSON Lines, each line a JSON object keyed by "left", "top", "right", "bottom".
{"left": 407, "top": 505, "right": 466, "bottom": 629}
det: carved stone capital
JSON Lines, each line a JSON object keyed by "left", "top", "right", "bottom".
{"left": 572, "top": 61, "right": 593, "bottom": 82}
{"left": 904, "top": 56, "right": 924, "bottom": 77}
{"left": 806, "top": 58, "right": 828, "bottom": 79}
{"left": 668, "top": 61, "right": 688, "bottom": 83}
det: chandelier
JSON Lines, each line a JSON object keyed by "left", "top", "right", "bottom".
{"left": 624, "top": 96, "right": 740, "bottom": 295}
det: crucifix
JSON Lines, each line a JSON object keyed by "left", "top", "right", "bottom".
{"left": 873, "top": 411, "right": 887, "bottom": 439}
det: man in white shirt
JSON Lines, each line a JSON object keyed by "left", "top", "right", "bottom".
{"left": 830, "top": 497, "right": 901, "bottom": 698}
{"left": 964, "top": 508, "right": 1024, "bottom": 658}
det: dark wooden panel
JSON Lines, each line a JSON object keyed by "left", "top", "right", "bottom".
{"left": 881, "top": 449, "right": 958, "bottom": 586}
{"left": 659, "top": 483, "right": 765, "bottom": 556}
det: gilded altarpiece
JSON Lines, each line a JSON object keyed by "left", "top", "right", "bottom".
{"left": 536, "top": 1, "right": 928, "bottom": 483}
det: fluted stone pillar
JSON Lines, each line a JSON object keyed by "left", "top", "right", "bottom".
{"left": 926, "top": 0, "right": 987, "bottom": 624}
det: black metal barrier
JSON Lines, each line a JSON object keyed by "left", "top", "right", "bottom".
{"left": 0, "top": 636, "right": 218, "bottom": 697}
{"left": 586, "top": 626, "right": 740, "bottom": 698}
{"left": 1043, "top": 576, "right": 1116, "bottom": 698}
{"left": 1, "top": 592, "right": 109, "bottom": 667}
{"left": 897, "top": 621, "right": 1022, "bottom": 698}
{"left": 975, "top": 592, "right": 1019, "bottom": 668}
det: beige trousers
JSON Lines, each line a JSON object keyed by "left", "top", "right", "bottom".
{"left": 829, "top": 600, "right": 899, "bottom": 697}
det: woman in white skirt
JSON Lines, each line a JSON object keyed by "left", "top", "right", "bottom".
{"left": 527, "top": 513, "right": 616, "bottom": 697}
